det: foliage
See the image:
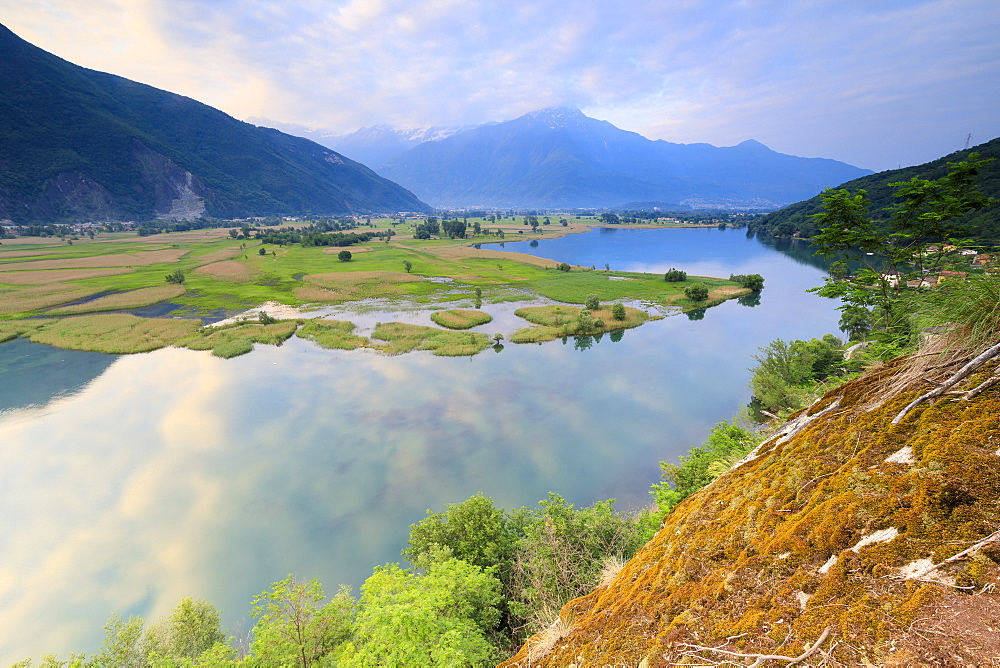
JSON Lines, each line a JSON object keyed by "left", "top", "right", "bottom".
{"left": 340, "top": 558, "right": 501, "bottom": 667}
{"left": 749, "top": 334, "right": 845, "bottom": 414}
{"left": 337, "top": 250, "right": 352, "bottom": 262}
{"left": 165, "top": 269, "right": 185, "bottom": 284}
{"left": 916, "top": 275, "right": 1000, "bottom": 356}
{"left": 556, "top": 262, "right": 571, "bottom": 272}
{"left": 611, "top": 302, "right": 626, "bottom": 320}
{"left": 664, "top": 268, "right": 686, "bottom": 282}
{"left": 402, "top": 259, "right": 413, "bottom": 273}
{"left": 584, "top": 293, "right": 600, "bottom": 310}
{"left": 248, "top": 575, "right": 355, "bottom": 667}
{"left": 684, "top": 283, "right": 709, "bottom": 301}
{"left": 144, "top": 598, "right": 227, "bottom": 663}
{"left": 730, "top": 273, "right": 764, "bottom": 291}
{"left": 808, "top": 155, "right": 995, "bottom": 341}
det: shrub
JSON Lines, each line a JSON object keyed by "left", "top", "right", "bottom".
{"left": 338, "top": 250, "right": 353, "bottom": 262}
{"left": 165, "top": 269, "right": 185, "bottom": 284}
{"left": 730, "top": 273, "right": 765, "bottom": 291}
{"left": 611, "top": 302, "right": 626, "bottom": 320}
{"left": 556, "top": 262, "right": 571, "bottom": 272}
{"left": 664, "top": 268, "right": 686, "bottom": 282}
{"left": 684, "top": 284, "right": 709, "bottom": 301}
{"left": 585, "top": 294, "right": 600, "bottom": 310}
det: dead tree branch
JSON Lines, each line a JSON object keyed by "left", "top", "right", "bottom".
{"left": 892, "top": 342, "right": 1000, "bottom": 424}
{"left": 678, "top": 627, "right": 832, "bottom": 666}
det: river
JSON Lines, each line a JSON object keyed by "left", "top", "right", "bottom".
{"left": 0, "top": 226, "right": 839, "bottom": 661}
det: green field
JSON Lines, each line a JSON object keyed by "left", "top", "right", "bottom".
{"left": 0, "top": 223, "right": 752, "bottom": 357}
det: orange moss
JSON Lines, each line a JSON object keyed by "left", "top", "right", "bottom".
{"left": 501, "top": 355, "right": 1000, "bottom": 667}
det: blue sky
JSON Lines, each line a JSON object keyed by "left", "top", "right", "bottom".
{"left": 5, "top": 0, "right": 999, "bottom": 171}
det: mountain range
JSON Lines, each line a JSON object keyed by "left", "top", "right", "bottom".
{"left": 0, "top": 24, "right": 429, "bottom": 223}
{"left": 269, "top": 108, "right": 873, "bottom": 210}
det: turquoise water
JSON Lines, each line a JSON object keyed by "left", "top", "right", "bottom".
{"left": 0, "top": 227, "right": 841, "bottom": 661}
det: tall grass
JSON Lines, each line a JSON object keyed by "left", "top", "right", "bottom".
{"left": 430, "top": 309, "right": 492, "bottom": 329}
{"left": 918, "top": 276, "right": 1000, "bottom": 355}
{"left": 49, "top": 284, "right": 186, "bottom": 314}
{"left": 29, "top": 314, "right": 201, "bottom": 353}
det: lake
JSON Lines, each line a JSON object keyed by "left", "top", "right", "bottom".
{"left": 0, "top": 226, "right": 840, "bottom": 661}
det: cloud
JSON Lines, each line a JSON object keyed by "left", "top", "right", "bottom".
{"left": 2, "top": 0, "right": 999, "bottom": 170}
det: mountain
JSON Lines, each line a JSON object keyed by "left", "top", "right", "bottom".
{"left": 0, "top": 24, "right": 429, "bottom": 223}
{"left": 249, "top": 118, "right": 489, "bottom": 169}
{"left": 750, "top": 136, "right": 1000, "bottom": 239}
{"left": 502, "top": 345, "right": 1000, "bottom": 665}
{"left": 377, "top": 107, "right": 873, "bottom": 209}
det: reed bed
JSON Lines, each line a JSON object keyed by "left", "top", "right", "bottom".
{"left": 511, "top": 304, "right": 651, "bottom": 343}
{"left": 183, "top": 321, "right": 298, "bottom": 358}
{"left": 29, "top": 314, "right": 201, "bottom": 353}
{"left": 371, "top": 321, "right": 491, "bottom": 356}
{"left": 296, "top": 319, "right": 367, "bottom": 350}
{"left": 0, "top": 248, "right": 188, "bottom": 271}
{"left": 0, "top": 268, "right": 133, "bottom": 285}
{"left": 194, "top": 261, "right": 258, "bottom": 283}
{"left": 49, "top": 284, "right": 186, "bottom": 314}
{"left": 0, "top": 284, "right": 100, "bottom": 314}
{"left": 430, "top": 309, "right": 493, "bottom": 329}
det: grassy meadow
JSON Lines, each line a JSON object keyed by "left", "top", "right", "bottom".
{"left": 0, "top": 219, "right": 751, "bottom": 357}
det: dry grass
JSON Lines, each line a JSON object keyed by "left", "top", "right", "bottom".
{"left": 49, "top": 284, "right": 186, "bottom": 314}
{"left": 304, "top": 270, "right": 424, "bottom": 286}
{"left": 597, "top": 555, "right": 626, "bottom": 588}
{"left": 0, "top": 248, "right": 188, "bottom": 270}
{"left": 427, "top": 244, "right": 559, "bottom": 268}
{"left": 293, "top": 285, "right": 347, "bottom": 302}
{"left": 430, "top": 309, "right": 493, "bottom": 329}
{"left": 0, "top": 284, "right": 101, "bottom": 314}
{"left": 0, "top": 320, "right": 42, "bottom": 343}
{"left": 194, "top": 260, "right": 258, "bottom": 283}
{"left": 29, "top": 314, "right": 201, "bottom": 353}
{"left": 0, "top": 268, "right": 134, "bottom": 285}
{"left": 526, "top": 616, "right": 572, "bottom": 664}
{"left": 193, "top": 246, "right": 244, "bottom": 265}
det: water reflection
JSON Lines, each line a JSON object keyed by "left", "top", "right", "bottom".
{"left": 0, "top": 338, "right": 117, "bottom": 414}
{"left": 0, "top": 226, "right": 845, "bottom": 662}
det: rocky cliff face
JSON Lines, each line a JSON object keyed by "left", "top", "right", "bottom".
{"left": 503, "top": 346, "right": 1000, "bottom": 666}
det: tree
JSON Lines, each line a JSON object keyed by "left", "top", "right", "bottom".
{"left": 684, "top": 284, "right": 709, "bottom": 301}
{"left": 585, "top": 294, "right": 600, "bottom": 310}
{"left": 730, "top": 273, "right": 764, "bottom": 291}
{"left": 258, "top": 246, "right": 267, "bottom": 255}
{"left": 165, "top": 269, "right": 185, "bottom": 284}
{"left": 402, "top": 260, "right": 413, "bottom": 273}
{"left": 92, "top": 614, "right": 147, "bottom": 667}
{"left": 340, "top": 559, "right": 501, "bottom": 667}
{"left": 810, "top": 155, "right": 994, "bottom": 342}
{"left": 249, "top": 575, "right": 355, "bottom": 667}
{"left": 556, "top": 262, "right": 571, "bottom": 272}
{"left": 338, "top": 250, "right": 352, "bottom": 262}
{"left": 749, "top": 335, "right": 844, "bottom": 414}
{"left": 664, "top": 268, "right": 686, "bottom": 282}
{"left": 611, "top": 302, "right": 626, "bottom": 321}
{"left": 144, "top": 598, "right": 226, "bottom": 662}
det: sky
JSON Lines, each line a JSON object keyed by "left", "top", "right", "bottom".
{"left": 4, "top": 0, "right": 1000, "bottom": 172}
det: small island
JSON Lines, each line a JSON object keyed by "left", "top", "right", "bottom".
{"left": 0, "top": 216, "right": 758, "bottom": 357}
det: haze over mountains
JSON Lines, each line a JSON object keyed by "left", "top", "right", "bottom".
{"left": 262, "top": 108, "right": 873, "bottom": 210}
{"left": 0, "top": 24, "right": 429, "bottom": 223}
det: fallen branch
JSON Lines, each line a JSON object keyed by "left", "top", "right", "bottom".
{"left": 903, "top": 529, "right": 1000, "bottom": 581}
{"left": 891, "top": 342, "right": 1000, "bottom": 424}
{"left": 678, "top": 627, "right": 831, "bottom": 666}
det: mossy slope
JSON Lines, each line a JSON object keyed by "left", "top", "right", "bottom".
{"left": 502, "top": 354, "right": 1000, "bottom": 666}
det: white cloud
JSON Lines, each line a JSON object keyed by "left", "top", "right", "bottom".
{"left": 2, "top": 0, "right": 999, "bottom": 169}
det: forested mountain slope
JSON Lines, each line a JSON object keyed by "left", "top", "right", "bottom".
{"left": 0, "top": 24, "right": 429, "bottom": 222}
{"left": 503, "top": 339, "right": 1000, "bottom": 666}
{"left": 750, "top": 137, "right": 1000, "bottom": 240}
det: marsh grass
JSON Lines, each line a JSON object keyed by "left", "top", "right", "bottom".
{"left": 29, "top": 314, "right": 201, "bottom": 353}
{"left": 0, "top": 320, "right": 41, "bottom": 343}
{"left": 184, "top": 321, "right": 299, "bottom": 358}
{"left": 194, "top": 261, "right": 259, "bottom": 283}
{"left": 511, "top": 304, "right": 651, "bottom": 343}
{"left": 49, "top": 284, "right": 187, "bottom": 314}
{"left": 0, "top": 268, "right": 134, "bottom": 285}
{"left": 0, "top": 248, "right": 188, "bottom": 271}
{"left": 430, "top": 309, "right": 493, "bottom": 329}
{"left": 372, "top": 321, "right": 491, "bottom": 356}
{"left": 0, "top": 284, "right": 101, "bottom": 314}
{"left": 296, "top": 319, "right": 367, "bottom": 350}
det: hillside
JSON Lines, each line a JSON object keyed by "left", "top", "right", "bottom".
{"left": 503, "top": 339, "right": 1000, "bottom": 665}
{"left": 0, "top": 24, "right": 429, "bottom": 223}
{"left": 377, "top": 107, "right": 872, "bottom": 209}
{"left": 750, "top": 137, "right": 1000, "bottom": 240}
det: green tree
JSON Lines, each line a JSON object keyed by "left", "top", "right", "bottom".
{"left": 165, "top": 269, "right": 185, "bottom": 284}
{"left": 810, "top": 155, "right": 994, "bottom": 341}
{"left": 337, "top": 250, "right": 352, "bottom": 262}
{"left": 684, "top": 284, "right": 709, "bottom": 301}
{"left": 611, "top": 302, "right": 626, "bottom": 321}
{"left": 92, "top": 614, "right": 147, "bottom": 667}
{"left": 749, "top": 335, "right": 844, "bottom": 414}
{"left": 402, "top": 259, "right": 413, "bottom": 273}
{"left": 730, "top": 273, "right": 764, "bottom": 291}
{"left": 144, "top": 598, "right": 227, "bottom": 663}
{"left": 248, "top": 576, "right": 355, "bottom": 667}
{"left": 664, "top": 268, "right": 686, "bottom": 282}
{"left": 258, "top": 246, "right": 267, "bottom": 256}
{"left": 340, "top": 559, "right": 501, "bottom": 667}
{"left": 585, "top": 294, "right": 600, "bottom": 310}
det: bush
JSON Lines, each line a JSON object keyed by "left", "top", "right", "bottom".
{"left": 730, "top": 273, "right": 764, "bottom": 291}
{"left": 664, "top": 268, "right": 686, "bottom": 282}
{"left": 165, "top": 269, "right": 185, "bottom": 284}
{"left": 684, "top": 284, "right": 709, "bottom": 301}
{"left": 585, "top": 294, "right": 600, "bottom": 310}
{"left": 556, "top": 262, "right": 571, "bottom": 272}
{"left": 611, "top": 302, "right": 626, "bottom": 320}
{"left": 338, "top": 250, "right": 353, "bottom": 262}
{"left": 749, "top": 334, "right": 844, "bottom": 414}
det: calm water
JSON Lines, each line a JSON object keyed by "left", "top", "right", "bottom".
{"left": 0, "top": 227, "right": 840, "bottom": 661}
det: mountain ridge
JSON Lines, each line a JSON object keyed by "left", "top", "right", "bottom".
{"left": 0, "top": 23, "right": 429, "bottom": 223}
